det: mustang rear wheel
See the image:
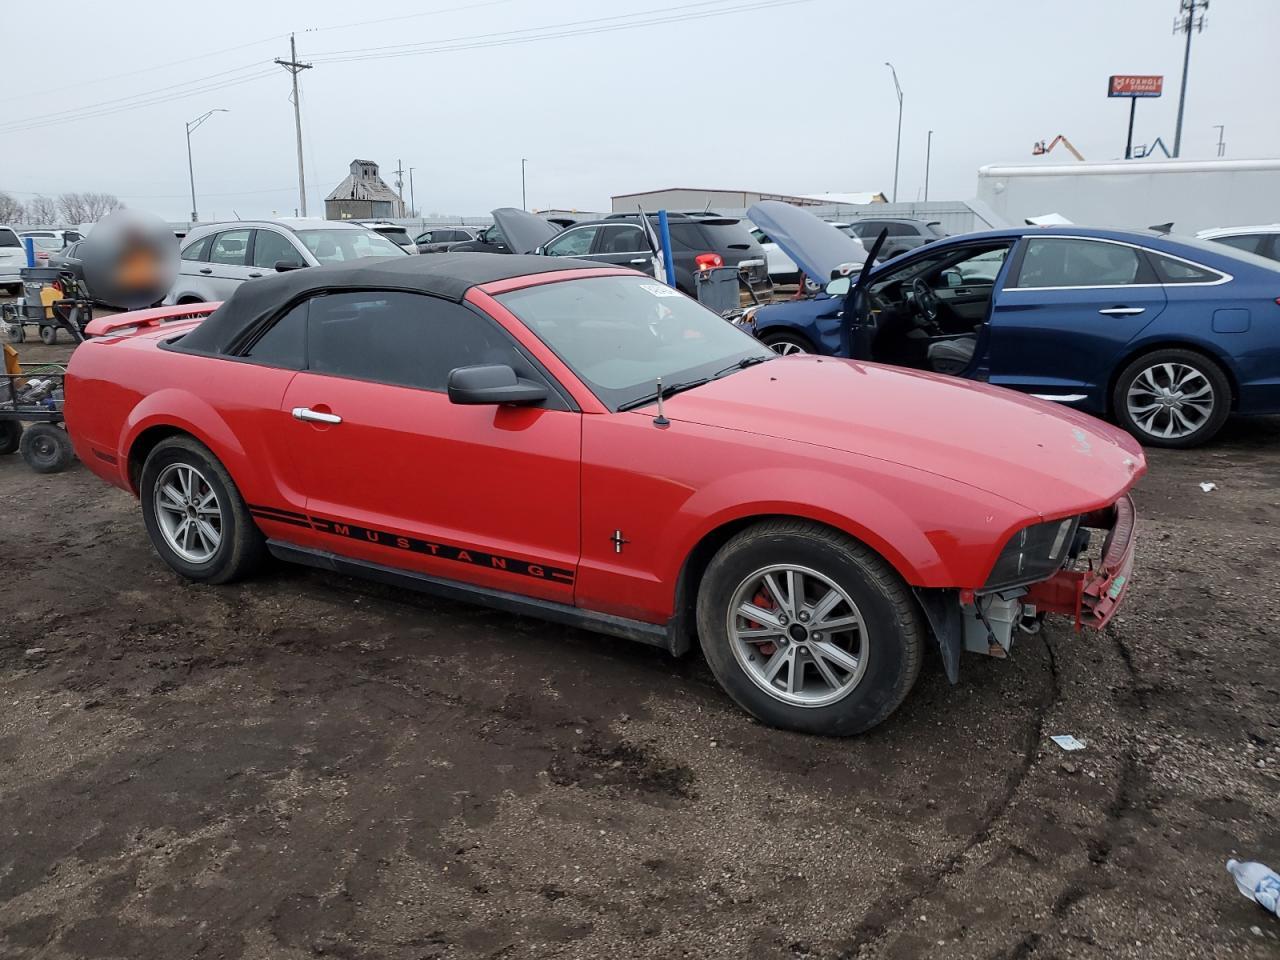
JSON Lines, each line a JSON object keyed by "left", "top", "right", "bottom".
{"left": 696, "top": 519, "right": 923, "bottom": 735}
{"left": 139, "top": 436, "right": 265, "bottom": 584}
{"left": 1112, "top": 348, "right": 1230, "bottom": 449}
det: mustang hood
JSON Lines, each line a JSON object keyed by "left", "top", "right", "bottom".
{"left": 660, "top": 355, "right": 1145, "bottom": 515}
{"left": 492, "top": 207, "right": 561, "bottom": 254}
{"left": 747, "top": 200, "right": 867, "bottom": 282}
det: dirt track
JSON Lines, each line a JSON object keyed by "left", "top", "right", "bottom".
{"left": 2, "top": 335, "right": 1278, "bottom": 959}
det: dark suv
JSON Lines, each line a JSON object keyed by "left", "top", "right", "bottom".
{"left": 841, "top": 218, "right": 946, "bottom": 261}
{"left": 538, "top": 213, "right": 769, "bottom": 295}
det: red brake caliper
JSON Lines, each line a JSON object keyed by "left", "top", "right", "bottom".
{"left": 748, "top": 589, "right": 777, "bottom": 656}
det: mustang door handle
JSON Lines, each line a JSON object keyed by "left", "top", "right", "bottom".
{"left": 1098, "top": 307, "right": 1146, "bottom": 316}
{"left": 291, "top": 406, "right": 342, "bottom": 424}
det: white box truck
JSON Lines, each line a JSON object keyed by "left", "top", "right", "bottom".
{"left": 976, "top": 157, "right": 1280, "bottom": 233}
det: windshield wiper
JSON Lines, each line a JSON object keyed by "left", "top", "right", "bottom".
{"left": 711, "top": 354, "right": 773, "bottom": 379}
{"left": 617, "top": 377, "right": 712, "bottom": 412}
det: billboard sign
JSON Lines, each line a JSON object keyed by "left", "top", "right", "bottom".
{"left": 1109, "top": 75, "right": 1163, "bottom": 98}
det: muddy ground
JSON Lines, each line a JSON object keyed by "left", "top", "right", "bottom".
{"left": 2, "top": 334, "right": 1278, "bottom": 959}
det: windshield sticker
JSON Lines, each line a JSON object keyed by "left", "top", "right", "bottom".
{"left": 638, "top": 282, "right": 680, "bottom": 298}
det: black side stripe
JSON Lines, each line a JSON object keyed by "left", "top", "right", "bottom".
{"left": 249, "top": 505, "right": 575, "bottom": 585}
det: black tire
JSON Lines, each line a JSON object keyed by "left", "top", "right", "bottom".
{"left": 39, "top": 325, "right": 57, "bottom": 345}
{"left": 139, "top": 435, "right": 265, "bottom": 584}
{"left": 1112, "top": 348, "right": 1231, "bottom": 449}
{"left": 0, "top": 420, "right": 22, "bottom": 455}
{"left": 760, "top": 330, "right": 815, "bottom": 356}
{"left": 696, "top": 519, "right": 924, "bottom": 736}
{"left": 19, "top": 422, "right": 74, "bottom": 473}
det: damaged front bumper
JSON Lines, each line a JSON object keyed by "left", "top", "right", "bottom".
{"left": 1023, "top": 494, "right": 1137, "bottom": 631}
{"left": 916, "top": 495, "right": 1137, "bottom": 683}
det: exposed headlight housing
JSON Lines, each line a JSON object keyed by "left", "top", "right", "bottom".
{"left": 984, "top": 516, "right": 1080, "bottom": 590}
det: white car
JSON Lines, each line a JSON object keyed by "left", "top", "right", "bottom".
{"left": 20, "top": 228, "right": 84, "bottom": 248}
{"left": 1196, "top": 224, "right": 1280, "bottom": 262}
{"left": 0, "top": 226, "right": 28, "bottom": 292}
{"left": 353, "top": 220, "right": 418, "bottom": 254}
{"left": 166, "top": 218, "right": 407, "bottom": 304}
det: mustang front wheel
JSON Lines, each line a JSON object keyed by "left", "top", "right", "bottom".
{"left": 696, "top": 519, "right": 923, "bottom": 735}
{"left": 140, "top": 436, "right": 265, "bottom": 584}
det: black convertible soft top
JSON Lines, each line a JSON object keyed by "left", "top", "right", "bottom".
{"left": 176, "top": 252, "right": 602, "bottom": 355}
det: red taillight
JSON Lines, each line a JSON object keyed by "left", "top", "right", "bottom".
{"left": 694, "top": 252, "right": 723, "bottom": 271}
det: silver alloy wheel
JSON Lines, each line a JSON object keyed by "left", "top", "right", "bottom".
{"left": 153, "top": 462, "right": 223, "bottom": 563}
{"left": 1125, "top": 361, "right": 1215, "bottom": 440}
{"left": 726, "top": 564, "right": 868, "bottom": 707}
{"left": 769, "top": 340, "right": 807, "bottom": 356}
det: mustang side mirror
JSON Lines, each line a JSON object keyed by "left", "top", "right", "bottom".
{"left": 447, "top": 364, "right": 547, "bottom": 406}
{"left": 533, "top": 244, "right": 545, "bottom": 255}
{"left": 274, "top": 260, "right": 305, "bottom": 272}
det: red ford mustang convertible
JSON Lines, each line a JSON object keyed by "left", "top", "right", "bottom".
{"left": 66, "top": 254, "right": 1144, "bottom": 735}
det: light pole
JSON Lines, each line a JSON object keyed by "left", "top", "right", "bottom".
{"left": 521, "top": 158, "right": 528, "bottom": 210}
{"left": 924, "top": 129, "right": 933, "bottom": 201}
{"left": 884, "top": 62, "right": 903, "bottom": 203}
{"left": 409, "top": 167, "right": 416, "bottom": 217}
{"left": 185, "top": 109, "right": 229, "bottom": 224}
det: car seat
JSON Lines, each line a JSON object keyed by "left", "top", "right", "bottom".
{"left": 926, "top": 334, "right": 977, "bottom": 375}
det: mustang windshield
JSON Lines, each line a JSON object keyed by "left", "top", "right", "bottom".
{"left": 497, "top": 275, "right": 773, "bottom": 410}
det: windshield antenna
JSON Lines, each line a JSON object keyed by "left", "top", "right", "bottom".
{"left": 653, "top": 377, "right": 670, "bottom": 428}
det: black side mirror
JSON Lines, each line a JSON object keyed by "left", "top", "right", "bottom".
{"left": 274, "top": 260, "right": 305, "bottom": 272}
{"left": 447, "top": 364, "right": 547, "bottom": 406}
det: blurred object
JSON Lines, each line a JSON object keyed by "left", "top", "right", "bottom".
{"left": 80, "top": 210, "right": 178, "bottom": 309}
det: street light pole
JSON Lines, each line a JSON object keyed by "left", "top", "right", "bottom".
{"left": 185, "top": 109, "right": 229, "bottom": 224}
{"left": 924, "top": 129, "right": 933, "bottom": 202}
{"left": 884, "top": 62, "right": 903, "bottom": 203}
{"left": 521, "top": 158, "right": 528, "bottom": 210}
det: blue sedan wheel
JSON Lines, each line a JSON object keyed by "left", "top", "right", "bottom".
{"left": 1113, "top": 348, "right": 1231, "bottom": 449}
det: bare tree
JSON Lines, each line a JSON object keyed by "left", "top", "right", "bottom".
{"left": 26, "top": 195, "right": 57, "bottom": 225}
{"left": 58, "top": 192, "right": 88, "bottom": 223}
{"left": 0, "top": 191, "right": 24, "bottom": 224}
{"left": 82, "top": 192, "right": 123, "bottom": 220}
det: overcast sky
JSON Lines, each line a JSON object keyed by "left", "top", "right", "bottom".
{"left": 2, "top": 0, "right": 1276, "bottom": 221}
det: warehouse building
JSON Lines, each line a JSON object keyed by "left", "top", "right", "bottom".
{"left": 610, "top": 187, "right": 887, "bottom": 213}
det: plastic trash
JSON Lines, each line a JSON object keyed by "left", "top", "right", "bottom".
{"left": 1200, "top": 482, "right": 1217, "bottom": 492}
{"left": 1227, "top": 859, "right": 1280, "bottom": 917}
{"left": 1051, "top": 734, "right": 1086, "bottom": 751}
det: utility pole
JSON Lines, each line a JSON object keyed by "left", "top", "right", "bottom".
{"left": 1172, "top": 0, "right": 1207, "bottom": 158}
{"left": 409, "top": 167, "right": 416, "bottom": 217}
{"left": 884, "top": 63, "right": 903, "bottom": 203}
{"left": 923, "top": 129, "right": 933, "bottom": 202}
{"left": 1213, "top": 124, "right": 1225, "bottom": 157}
{"left": 392, "top": 158, "right": 406, "bottom": 216}
{"left": 275, "top": 34, "right": 313, "bottom": 216}
{"left": 521, "top": 158, "right": 528, "bottom": 210}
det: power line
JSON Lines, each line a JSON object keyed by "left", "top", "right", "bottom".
{"left": 300, "top": 0, "right": 519, "bottom": 35}
{"left": 312, "top": 0, "right": 809, "bottom": 63}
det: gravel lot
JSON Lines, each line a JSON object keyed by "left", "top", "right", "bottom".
{"left": 2, "top": 334, "right": 1278, "bottom": 959}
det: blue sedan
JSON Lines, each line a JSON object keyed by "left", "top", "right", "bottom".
{"left": 741, "top": 201, "right": 1280, "bottom": 448}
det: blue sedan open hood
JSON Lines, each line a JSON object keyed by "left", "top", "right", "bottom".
{"left": 747, "top": 200, "right": 867, "bottom": 283}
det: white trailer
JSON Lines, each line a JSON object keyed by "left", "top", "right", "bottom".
{"left": 976, "top": 157, "right": 1280, "bottom": 233}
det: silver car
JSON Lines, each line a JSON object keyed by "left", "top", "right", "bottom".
{"left": 166, "top": 218, "right": 407, "bottom": 304}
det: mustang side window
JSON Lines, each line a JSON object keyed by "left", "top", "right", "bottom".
{"left": 307, "top": 291, "right": 527, "bottom": 392}
{"left": 245, "top": 301, "right": 307, "bottom": 369}
{"left": 1016, "top": 238, "right": 1143, "bottom": 288}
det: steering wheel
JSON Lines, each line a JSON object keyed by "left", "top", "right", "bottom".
{"left": 910, "top": 277, "right": 940, "bottom": 323}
